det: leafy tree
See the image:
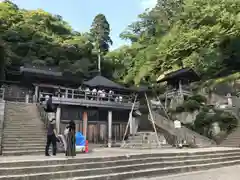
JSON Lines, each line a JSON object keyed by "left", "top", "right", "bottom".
{"left": 0, "top": 1, "right": 101, "bottom": 80}
{"left": 108, "top": 0, "right": 240, "bottom": 85}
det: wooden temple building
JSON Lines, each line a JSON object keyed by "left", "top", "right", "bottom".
{"left": 157, "top": 68, "right": 201, "bottom": 109}
{"left": 1, "top": 64, "right": 140, "bottom": 146}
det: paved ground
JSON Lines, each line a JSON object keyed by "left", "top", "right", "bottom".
{"left": 133, "top": 165, "right": 240, "bottom": 180}
{"left": 0, "top": 147, "right": 239, "bottom": 162}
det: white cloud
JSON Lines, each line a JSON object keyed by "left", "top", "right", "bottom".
{"left": 140, "top": 0, "right": 157, "bottom": 10}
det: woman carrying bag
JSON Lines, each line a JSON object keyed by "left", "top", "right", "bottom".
{"left": 65, "top": 120, "right": 76, "bottom": 157}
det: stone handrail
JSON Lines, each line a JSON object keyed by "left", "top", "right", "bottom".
{"left": 0, "top": 100, "right": 6, "bottom": 155}
{"left": 151, "top": 111, "right": 216, "bottom": 147}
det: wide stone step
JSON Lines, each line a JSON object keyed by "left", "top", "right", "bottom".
{"left": 3, "top": 137, "right": 46, "bottom": 142}
{"left": 3, "top": 131, "right": 46, "bottom": 135}
{"left": 1, "top": 151, "right": 240, "bottom": 179}
{"left": 60, "top": 160, "right": 240, "bottom": 180}
{"left": 4, "top": 124, "right": 43, "bottom": 127}
{"left": 3, "top": 140, "right": 46, "bottom": 145}
{"left": 3, "top": 134, "right": 45, "bottom": 138}
{"left": 3, "top": 143, "right": 46, "bottom": 147}
{"left": 3, "top": 146, "right": 45, "bottom": 151}
{"left": 0, "top": 149, "right": 239, "bottom": 167}
{"left": 2, "top": 150, "right": 45, "bottom": 156}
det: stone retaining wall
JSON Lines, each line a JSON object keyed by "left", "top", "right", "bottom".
{"left": 0, "top": 101, "right": 6, "bottom": 155}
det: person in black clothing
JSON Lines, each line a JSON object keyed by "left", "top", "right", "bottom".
{"left": 65, "top": 120, "right": 76, "bottom": 157}
{"left": 45, "top": 118, "right": 57, "bottom": 156}
{"left": 44, "top": 94, "right": 56, "bottom": 121}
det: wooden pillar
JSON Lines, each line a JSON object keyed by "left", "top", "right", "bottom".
{"left": 25, "top": 94, "right": 29, "bottom": 103}
{"left": 83, "top": 111, "right": 88, "bottom": 139}
{"left": 108, "top": 110, "right": 112, "bottom": 148}
{"left": 129, "top": 111, "right": 133, "bottom": 135}
{"left": 34, "top": 85, "right": 39, "bottom": 102}
{"left": 56, "top": 107, "right": 61, "bottom": 134}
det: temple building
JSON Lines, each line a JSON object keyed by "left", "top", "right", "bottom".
{"left": 2, "top": 64, "right": 139, "bottom": 146}
{"left": 157, "top": 68, "right": 201, "bottom": 109}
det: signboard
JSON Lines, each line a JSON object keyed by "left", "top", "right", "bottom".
{"left": 174, "top": 120, "right": 181, "bottom": 129}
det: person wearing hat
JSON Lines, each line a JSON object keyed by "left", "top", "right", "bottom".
{"left": 45, "top": 118, "right": 57, "bottom": 156}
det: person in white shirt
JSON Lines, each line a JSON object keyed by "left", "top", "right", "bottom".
{"left": 97, "top": 90, "right": 102, "bottom": 100}
{"left": 119, "top": 96, "right": 123, "bottom": 102}
{"left": 92, "top": 88, "right": 97, "bottom": 100}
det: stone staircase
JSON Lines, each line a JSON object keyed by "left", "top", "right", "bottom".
{"left": 151, "top": 111, "right": 216, "bottom": 147}
{"left": 221, "top": 126, "right": 240, "bottom": 147}
{"left": 0, "top": 148, "right": 240, "bottom": 179}
{"left": 121, "top": 132, "right": 171, "bottom": 149}
{"left": 1, "top": 102, "right": 46, "bottom": 156}
{"left": 219, "top": 97, "right": 240, "bottom": 147}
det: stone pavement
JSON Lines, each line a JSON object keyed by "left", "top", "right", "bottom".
{"left": 0, "top": 146, "right": 238, "bottom": 162}
{"left": 133, "top": 165, "right": 240, "bottom": 180}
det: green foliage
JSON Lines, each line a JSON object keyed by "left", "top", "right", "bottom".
{"left": 193, "top": 110, "right": 238, "bottom": 138}
{"left": 0, "top": 1, "right": 104, "bottom": 79}
{"left": 187, "top": 94, "right": 207, "bottom": 104}
{"left": 182, "top": 100, "right": 201, "bottom": 112}
{"left": 175, "top": 97, "right": 202, "bottom": 113}
{"left": 107, "top": 0, "right": 240, "bottom": 84}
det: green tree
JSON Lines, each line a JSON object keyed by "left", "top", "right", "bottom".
{"left": 90, "top": 14, "right": 112, "bottom": 73}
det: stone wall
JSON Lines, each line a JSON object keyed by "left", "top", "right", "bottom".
{"left": 0, "top": 100, "right": 6, "bottom": 155}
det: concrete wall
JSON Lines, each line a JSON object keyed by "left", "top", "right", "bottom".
{"left": 0, "top": 100, "right": 6, "bottom": 155}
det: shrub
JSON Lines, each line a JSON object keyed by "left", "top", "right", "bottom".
{"left": 175, "top": 106, "right": 185, "bottom": 113}
{"left": 188, "top": 94, "right": 207, "bottom": 104}
{"left": 183, "top": 99, "right": 201, "bottom": 112}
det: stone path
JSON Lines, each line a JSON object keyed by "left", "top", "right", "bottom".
{"left": 134, "top": 165, "right": 240, "bottom": 180}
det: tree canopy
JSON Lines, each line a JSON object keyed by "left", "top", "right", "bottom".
{"left": 1, "top": 0, "right": 240, "bottom": 85}
{"left": 0, "top": 1, "right": 114, "bottom": 80}
{"left": 107, "top": 0, "right": 240, "bottom": 85}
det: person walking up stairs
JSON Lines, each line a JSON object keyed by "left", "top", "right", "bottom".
{"left": 2, "top": 102, "right": 46, "bottom": 156}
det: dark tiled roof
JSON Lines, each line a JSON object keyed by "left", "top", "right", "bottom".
{"left": 20, "top": 65, "right": 62, "bottom": 77}
{"left": 157, "top": 68, "right": 200, "bottom": 82}
{"left": 83, "top": 75, "right": 127, "bottom": 90}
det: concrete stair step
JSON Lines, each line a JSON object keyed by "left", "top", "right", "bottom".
{"left": 3, "top": 128, "right": 45, "bottom": 132}
{"left": 3, "top": 140, "right": 46, "bottom": 145}
{"left": 3, "top": 145, "right": 45, "bottom": 151}
{"left": 59, "top": 160, "right": 240, "bottom": 180}
{"left": 3, "top": 143, "right": 46, "bottom": 147}
{"left": 3, "top": 134, "right": 45, "bottom": 138}
{"left": 3, "top": 131, "right": 46, "bottom": 134}
{"left": 3, "top": 137, "right": 46, "bottom": 142}
{"left": 1, "top": 151, "right": 240, "bottom": 179}
{"left": 4, "top": 124, "right": 43, "bottom": 127}
{"left": 2, "top": 150, "right": 45, "bottom": 156}
{"left": 0, "top": 149, "right": 239, "bottom": 168}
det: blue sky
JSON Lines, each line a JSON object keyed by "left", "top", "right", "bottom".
{"left": 11, "top": 0, "right": 157, "bottom": 50}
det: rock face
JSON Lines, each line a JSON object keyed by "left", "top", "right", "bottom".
{"left": 1, "top": 102, "right": 46, "bottom": 156}
{"left": 176, "top": 110, "right": 199, "bottom": 124}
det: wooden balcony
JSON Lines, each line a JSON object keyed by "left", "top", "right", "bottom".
{"left": 42, "top": 90, "right": 139, "bottom": 110}
{"left": 165, "top": 89, "right": 192, "bottom": 98}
